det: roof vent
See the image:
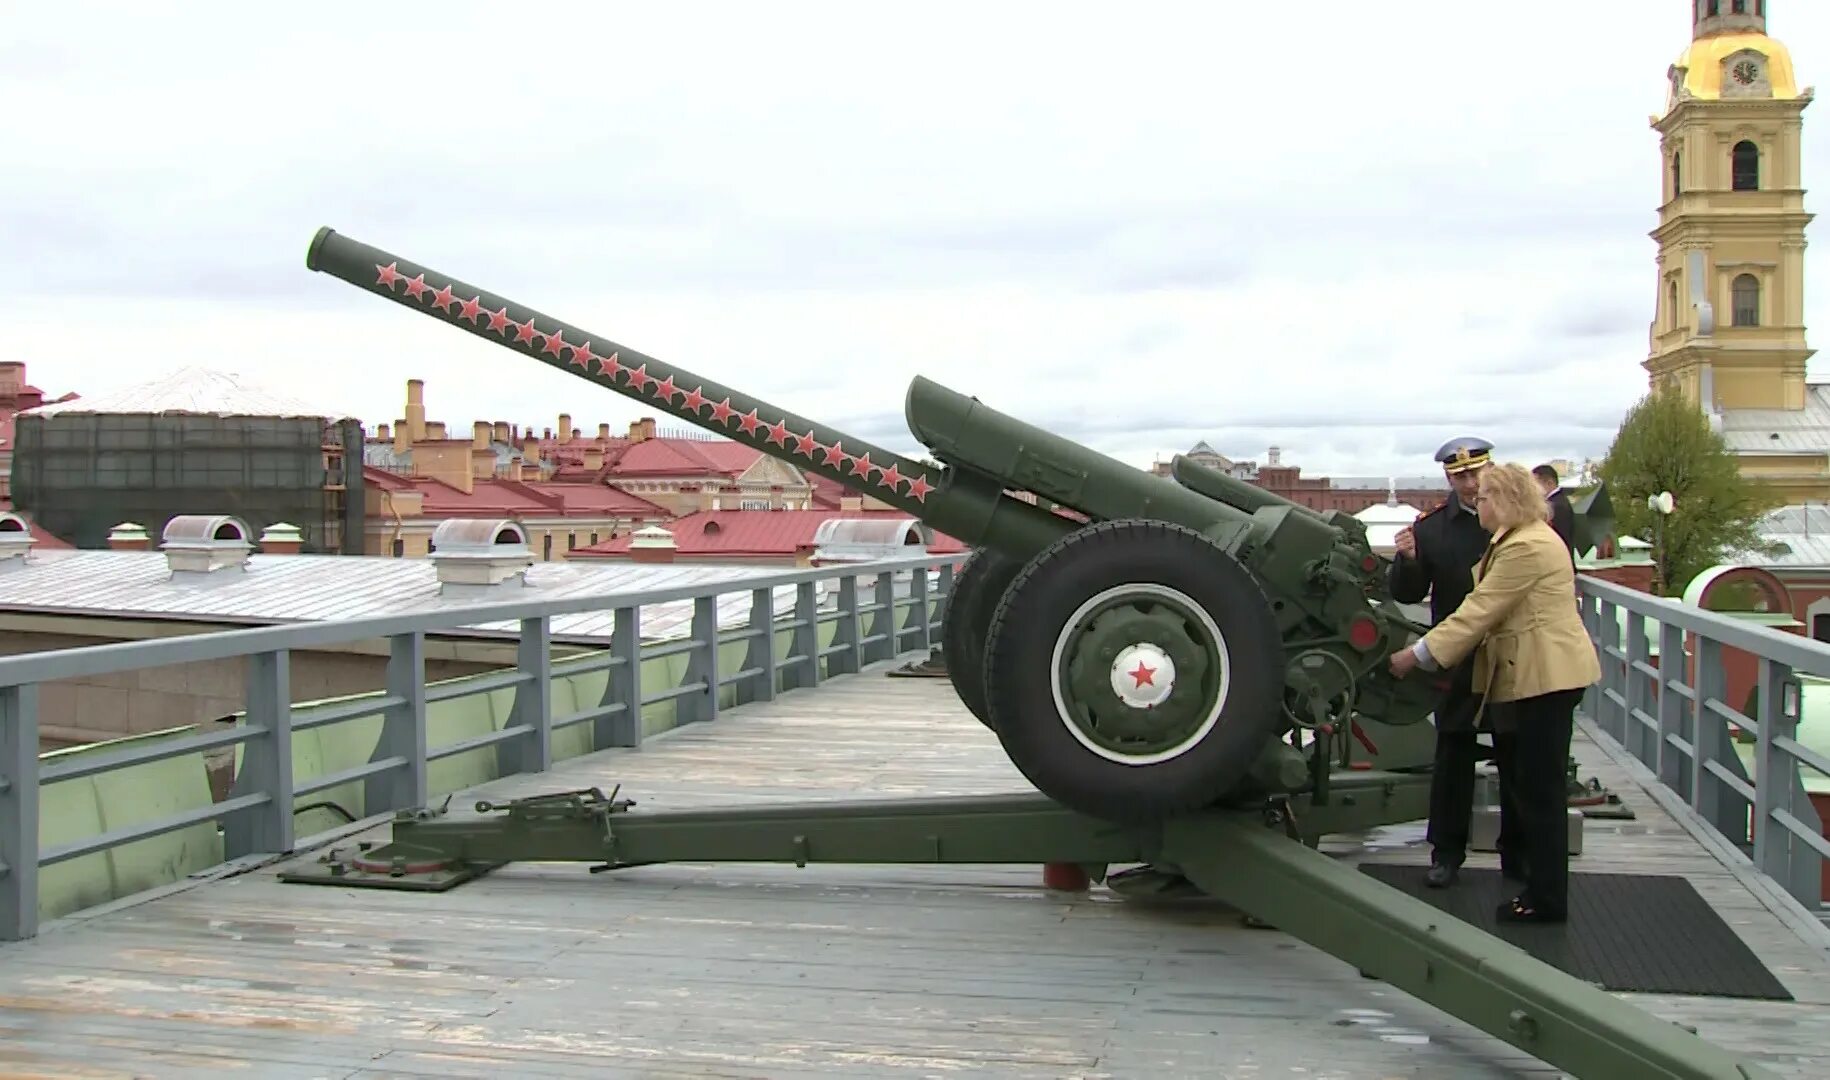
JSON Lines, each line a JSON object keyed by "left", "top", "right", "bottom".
{"left": 259, "top": 521, "right": 305, "bottom": 554}
{"left": 629, "top": 524, "right": 676, "bottom": 564}
{"left": 0, "top": 511, "right": 36, "bottom": 566}
{"left": 161, "top": 514, "right": 253, "bottom": 573}
{"left": 108, "top": 522, "right": 152, "bottom": 551}
{"left": 430, "top": 518, "right": 533, "bottom": 586}
{"left": 810, "top": 516, "right": 930, "bottom": 565}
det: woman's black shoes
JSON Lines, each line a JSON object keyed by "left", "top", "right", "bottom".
{"left": 1496, "top": 894, "right": 1566, "bottom": 924}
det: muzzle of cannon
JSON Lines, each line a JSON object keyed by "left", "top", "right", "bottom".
{"left": 306, "top": 227, "right": 1440, "bottom": 825}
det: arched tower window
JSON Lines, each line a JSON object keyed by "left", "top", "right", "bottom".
{"left": 1732, "top": 140, "right": 1760, "bottom": 190}
{"left": 1672, "top": 152, "right": 1682, "bottom": 195}
{"left": 1732, "top": 274, "right": 1761, "bottom": 326}
{"left": 1669, "top": 280, "right": 1681, "bottom": 327}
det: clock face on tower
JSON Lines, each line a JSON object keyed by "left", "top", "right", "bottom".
{"left": 1732, "top": 59, "right": 1760, "bottom": 86}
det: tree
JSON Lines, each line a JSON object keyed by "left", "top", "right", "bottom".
{"left": 1595, "top": 379, "right": 1783, "bottom": 595}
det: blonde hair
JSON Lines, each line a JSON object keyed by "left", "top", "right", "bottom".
{"left": 1478, "top": 462, "right": 1551, "bottom": 530}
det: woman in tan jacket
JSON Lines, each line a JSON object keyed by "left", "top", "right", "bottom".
{"left": 1389, "top": 462, "right": 1602, "bottom": 923}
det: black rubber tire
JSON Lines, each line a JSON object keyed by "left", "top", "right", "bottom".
{"left": 982, "top": 519, "right": 1285, "bottom": 824}
{"left": 940, "top": 547, "right": 1024, "bottom": 729}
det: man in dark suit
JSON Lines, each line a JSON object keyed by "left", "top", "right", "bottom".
{"left": 1388, "top": 436, "right": 1498, "bottom": 887}
{"left": 1534, "top": 464, "right": 1577, "bottom": 558}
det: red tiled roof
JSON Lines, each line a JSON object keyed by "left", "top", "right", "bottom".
{"left": 571, "top": 509, "right": 966, "bottom": 560}
{"left": 362, "top": 467, "right": 669, "bottom": 519}
{"left": 607, "top": 437, "right": 767, "bottom": 479}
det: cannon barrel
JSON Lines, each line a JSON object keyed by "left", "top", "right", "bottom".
{"left": 904, "top": 376, "right": 1267, "bottom": 539}
{"left": 304, "top": 227, "right": 1077, "bottom": 559}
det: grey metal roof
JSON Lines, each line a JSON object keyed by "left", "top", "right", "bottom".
{"left": 1724, "top": 502, "right": 1830, "bottom": 567}
{"left": 1719, "top": 384, "right": 1830, "bottom": 453}
{"left": 0, "top": 549, "right": 835, "bottom": 644}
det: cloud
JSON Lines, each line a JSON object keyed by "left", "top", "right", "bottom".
{"left": 5, "top": 1, "right": 1830, "bottom": 483}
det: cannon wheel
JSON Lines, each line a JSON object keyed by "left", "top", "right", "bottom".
{"left": 981, "top": 519, "right": 1285, "bottom": 823}
{"left": 940, "top": 547, "right": 1024, "bottom": 730}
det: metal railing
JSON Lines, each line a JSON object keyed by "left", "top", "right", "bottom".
{"left": 0, "top": 553, "right": 963, "bottom": 941}
{"left": 1577, "top": 574, "right": 1829, "bottom": 912}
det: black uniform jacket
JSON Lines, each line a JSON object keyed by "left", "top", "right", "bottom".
{"left": 1387, "top": 495, "right": 1493, "bottom": 732}
{"left": 1547, "top": 488, "right": 1576, "bottom": 558}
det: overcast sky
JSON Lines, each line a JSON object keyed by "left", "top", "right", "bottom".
{"left": 8, "top": 1, "right": 1830, "bottom": 478}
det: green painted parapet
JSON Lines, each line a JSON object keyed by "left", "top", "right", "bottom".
{"left": 28, "top": 588, "right": 899, "bottom": 925}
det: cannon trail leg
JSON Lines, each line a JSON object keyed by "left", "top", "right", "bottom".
{"left": 1163, "top": 814, "right": 1772, "bottom": 1080}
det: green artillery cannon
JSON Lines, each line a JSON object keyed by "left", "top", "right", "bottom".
{"left": 293, "top": 229, "right": 1775, "bottom": 1080}
{"left": 305, "top": 226, "right": 1444, "bottom": 826}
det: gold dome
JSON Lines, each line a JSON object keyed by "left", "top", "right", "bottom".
{"left": 1672, "top": 31, "right": 1802, "bottom": 101}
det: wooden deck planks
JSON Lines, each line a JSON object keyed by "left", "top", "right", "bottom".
{"left": 0, "top": 659, "right": 1824, "bottom": 1077}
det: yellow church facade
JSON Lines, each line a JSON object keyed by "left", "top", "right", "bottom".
{"left": 1644, "top": 1, "right": 1830, "bottom": 504}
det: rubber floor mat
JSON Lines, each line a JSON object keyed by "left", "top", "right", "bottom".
{"left": 1359, "top": 863, "right": 1793, "bottom": 1000}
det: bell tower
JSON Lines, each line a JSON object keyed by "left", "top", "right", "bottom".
{"left": 1645, "top": 0, "right": 1814, "bottom": 416}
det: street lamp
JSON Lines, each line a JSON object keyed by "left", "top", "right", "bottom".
{"left": 1648, "top": 491, "right": 1675, "bottom": 594}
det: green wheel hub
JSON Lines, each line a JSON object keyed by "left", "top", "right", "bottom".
{"left": 1052, "top": 583, "right": 1231, "bottom": 765}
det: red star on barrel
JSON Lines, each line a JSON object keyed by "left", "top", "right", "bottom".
{"left": 458, "top": 296, "right": 483, "bottom": 322}
{"left": 626, "top": 364, "right": 653, "bottom": 391}
{"left": 375, "top": 262, "right": 402, "bottom": 288}
{"left": 430, "top": 285, "right": 457, "bottom": 312}
{"left": 486, "top": 307, "right": 511, "bottom": 335}
{"left": 403, "top": 274, "right": 429, "bottom": 300}
{"left": 904, "top": 473, "right": 934, "bottom": 501}
{"left": 513, "top": 320, "right": 538, "bottom": 345}
{"left": 569, "top": 342, "right": 595, "bottom": 370}
{"left": 541, "top": 328, "right": 569, "bottom": 358}
{"left": 764, "top": 420, "right": 790, "bottom": 447}
{"left": 736, "top": 410, "right": 762, "bottom": 435}
{"left": 653, "top": 375, "right": 679, "bottom": 403}
{"left": 793, "top": 431, "right": 819, "bottom": 456}
{"left": 681, "top": 387, "right": 707, "bottom": 414}
{"left": 877, "top": 463, "right": 904, "bottom": 491}
{"left": 597, "top": 352, "right": 624, "bottom": 379}
{"left": 709, "top": 398, "right": 735, "bottom": 424}
{"left": 1130, "top": 661, "right": 1156, "bottom": 688}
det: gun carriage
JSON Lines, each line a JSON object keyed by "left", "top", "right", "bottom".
{"left": 284, "top": 228, "right": 1773, "bottom": 1080}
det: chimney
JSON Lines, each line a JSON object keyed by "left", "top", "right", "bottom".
{"left": 429, "top": 519, "right": 534, "bottom": 588}
{"left": 107, "top": 522, "right": 152, "bottom": 551}
{"left": 494, "top": 421, "right": 510, "bottom": 442}
{"left": 840, "top": 495, "right": 863, "bottom": 512}
{"left": 427, "top": 421, "right": 447, "bottom": 440}
{"left": 394, "top": 418, "right": 410, "bottom": 453}
{"left": 160, "top": 514, "right": 253, "bottom": 574}
{"left": 642, "top": 418, "right": 656, "bottom": 440}
{"left": 377, "top": 422, "right": 391, "bottom": 441}
{"left": 598, "top": 422, "right": 610, "bottom": 441}
{"left": 583, "top": 446, "right": 604, "bottom": 471}
{"left": 522, "top": 437, "right": 542, "bottom": 465}
{"left": 473, "top": 421, "right": 491, "bottom": 449}
{"left": 406, "top": 378, "right": 427, "bottom": 440}
{"left": 0, "top": 512, "right": 36, "bottom": 566}
{"left": 258, "top": 522, "right": 304, "bottom": 554}
{"left": 557, "top": 413, "right": 572, "bottom": 444}
{"left": 629, "top": 524, "right": 676, "bottom": 563}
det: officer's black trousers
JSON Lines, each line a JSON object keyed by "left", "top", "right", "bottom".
{"left": 1496, "top": 687, "right": 1583, "bottom": 915}
{"left": 1426, "top": 729, "right": 1479, "bottom": 864}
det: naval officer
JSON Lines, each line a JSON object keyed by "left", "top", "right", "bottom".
{"left": 1387, "top": 436, "right": 1513, "bottom": 887}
